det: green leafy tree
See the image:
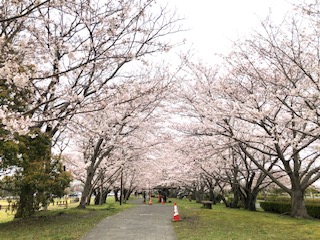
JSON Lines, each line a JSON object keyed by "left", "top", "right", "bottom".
{"left": 0, "top": 130, "right": 71, "bottom": 218}
{"left": 1, "top": 74, "right": 71, "bottom": 218}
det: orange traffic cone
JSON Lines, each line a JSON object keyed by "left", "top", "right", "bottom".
{"left": 172, "top": 202, "right": 180, "bottom": 221}
{"left": 148, "top": 196, "right": 153, "bottom": 205}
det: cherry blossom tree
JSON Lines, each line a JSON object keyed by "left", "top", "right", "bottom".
{"left": 162, "top": 1, "right": 320, "bottom": 218}
{"left": 1, "top": 0, "right": 183, "bottom": 217}
{"left": 214, "top": 2, "right": 320, "bottom": 217}
{"left": 182, "top": 2, "right": 320, "bottom": 217}
{"left": 1, "top": 0, "right": 183, "bottom": 135}
{"left": 64, "top": 64, "right": 177, "bottom": 208}
{"left": 168, "top": 57, "right": 287, "bottom": 211}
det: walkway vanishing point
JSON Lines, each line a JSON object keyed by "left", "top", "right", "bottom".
{"left": 80, "top": 198, "right": 177, "bottom": 240}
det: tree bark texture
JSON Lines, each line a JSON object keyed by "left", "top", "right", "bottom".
{"left": 15, "top": 185, "right": 35, "bottom": 218}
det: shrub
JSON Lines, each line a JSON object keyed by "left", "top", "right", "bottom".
{"left": 306, "top": 205, "right": 320, "bottom": 218}
{"left": 260, "top": 202, "right": 320, "bottom": 218}
{"left": 305, "top": 198, "right": 320, "bottom": 205}
{"left": 263, "top": 196, "right": 291, "bottom": 202}
{"left": 260, "top": 202, "right": 291, "bottom": 214}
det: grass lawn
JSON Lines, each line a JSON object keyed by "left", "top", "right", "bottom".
{"left": 173, "top": 199, "right": 320, "bottom": 240}
{"left": 0, "top": 209, "right": 14, "bottom": 223}
{"left": 0, "top": 199, "right": 15, "bottom": 223}
{"left": 0, "top": 198, "right": 133, "bottom": 240}
{"left": 2, "top": 198, "right": 320, "bottom": 239}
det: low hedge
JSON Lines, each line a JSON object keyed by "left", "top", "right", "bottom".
{"left": 257, "top": 196, "right": 291, "bottom": 202}
{"left": 306, "top": 205, "right": 320, "bottom": 218}
{"left": 260, "top": 202, "right": 291, "bottom": 214}
{"left": 260, "top": 202, "right": 320, "bottom": 218}
{"left": 305, "top": 198, "right": 320, "bottom": 205}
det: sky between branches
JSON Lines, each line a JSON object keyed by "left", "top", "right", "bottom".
{"left": 169, "top": 0, "right": 294, "bottom": 62}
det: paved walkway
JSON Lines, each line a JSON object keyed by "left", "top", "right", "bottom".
{"left": 80, "top": 198, "right": 177, "bottom": 240}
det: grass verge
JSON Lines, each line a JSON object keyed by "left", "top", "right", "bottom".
{"left": 173, "top": 199, "right": 320, "bottom": 240}
{"left": 0, "top": 199, "right": 133, "bottom": 240}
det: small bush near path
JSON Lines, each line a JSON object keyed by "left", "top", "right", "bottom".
{"left": 0, "top": 200, "right": 133, "bottom": 240}
{"left": 173, "top": 199, "right": 320, "bottom": 240}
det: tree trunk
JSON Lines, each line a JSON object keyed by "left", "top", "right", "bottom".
{"left": 94, "top": 190, "right": 100, "bottom": 205}
{"left": 246, "top": 192, "right": 257, "bottom": 211}
{"left": 15, "top": 185, "right": 35, "bottom": 218}
{"left": 240, "top": 188, "right": 258, "bottom": 211}
{"left": 99, "top": 173, "right": 104, "bottom": 205}
{"left": 114, "top": 189, "right": 120, "bottom": 202}
{"left": 120, "top": 171, "right": 123, "bottom": 205}
{"left": 78, "top": 168, "right": 94, "bottom": 209}
{"left": 102, "top": 191, "right": 108, "bottom": 204}
{"left": 220, "top": 195, "right": 230, "bottom": 207}
{"left": 194, "top": 190, "right": 202, "bottom": 203}
{"left": 209, "top": 189, "right": 216, "bottom": 204}
{"left": 229, "top": 184, "right": 240, "bottom": 208}
{"left": 124, "top": 188, "right": 135, "bottom": 202}
{"left": 123, "top": 189, "right": 128, "bottom": 203}
{"left": 290, "top": 189, "right": 309, "bottom": 218}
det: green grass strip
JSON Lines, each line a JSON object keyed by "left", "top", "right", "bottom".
{"left": 0, "top": 201, "right": 133, "bottom": 240}
{"left": 172, "top": 199, "right": 320, "bottom": 240}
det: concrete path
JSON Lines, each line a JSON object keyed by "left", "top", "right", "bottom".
{"left": 80, "top": 198, "right": 177, "bottom": 240}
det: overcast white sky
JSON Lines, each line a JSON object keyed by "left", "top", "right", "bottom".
{"left": 168, "top": 0, "right": 295, "bottom": 62}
